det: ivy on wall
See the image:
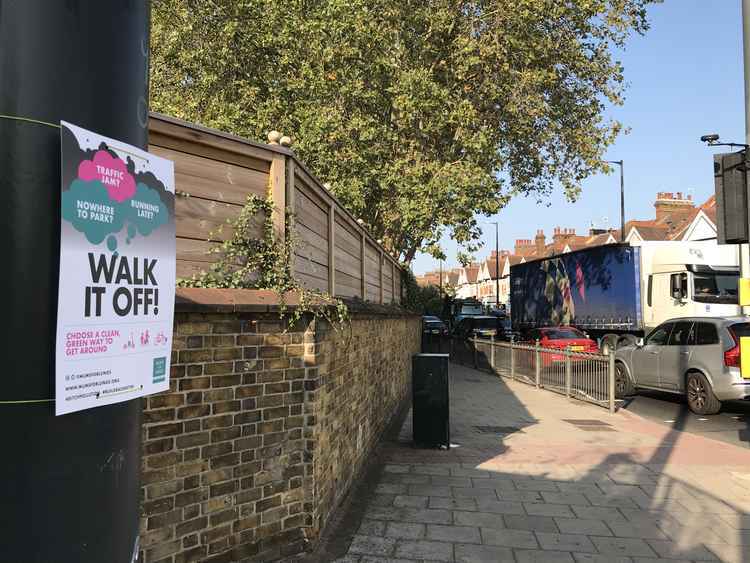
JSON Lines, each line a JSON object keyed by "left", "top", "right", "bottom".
{"left": 178, "top": 193, "right": 349, "bottom": 331}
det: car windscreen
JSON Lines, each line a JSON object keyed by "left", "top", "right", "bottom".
{"left": 543, "top": 328, "right": 585, "bottom": 339}
{"left": 460, "top": 305, "right": 483, "bottom": 315}
{"left": 693, "top": 273, "right": 739, "bottom": 304}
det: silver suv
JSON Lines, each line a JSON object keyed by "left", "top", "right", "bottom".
{"left": 614, "top": 317, "right": 750, "bottom": 415}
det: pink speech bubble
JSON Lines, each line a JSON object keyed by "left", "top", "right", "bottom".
{"left": 78, "top": 150, "right": 136, "bottom": 203}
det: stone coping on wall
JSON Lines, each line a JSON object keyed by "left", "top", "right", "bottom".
{"left": 175, "top": 287, "right": 416, "bottom": 317}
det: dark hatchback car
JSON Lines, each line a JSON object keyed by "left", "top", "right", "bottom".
{"left": 453, "top": 316, "right": 504, "bottom": 340}
{"left": 495, "top": 317, "right": 519, "bottom": 342}
{"left": 422, "top": 316, "right": 448, "bottom": 336}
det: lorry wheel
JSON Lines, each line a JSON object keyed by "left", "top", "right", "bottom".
{"left": 686, "top": 372, "right": 721, "bottom": 415}
{"left": 614, "top": 362, "right": 634, "bottom": 398}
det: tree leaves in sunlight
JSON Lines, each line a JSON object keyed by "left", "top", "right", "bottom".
{"left": 151, "top": 0, "right": 659, "bottom": 262}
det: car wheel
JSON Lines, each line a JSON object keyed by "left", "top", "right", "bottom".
{"left": 686, "top": 372, "right": 721, "bottom": 415}
{"left": 614, "top": 362, "right": 634, "bottom": 399}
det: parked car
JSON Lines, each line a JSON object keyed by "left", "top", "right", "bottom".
{"left": 614, "top": 317, "right": 750, "bottom": 415}
{"left": 524, "top": 326, "right": 599, "bottom": 367}
{"left": 495, "top": 317, "right": 519, "bottom": 342}
{"left": 422, "top": 316, "right": 448, "bottom": 335}
{"left": 453, "top": 316, "right": 503, "bottom": 340}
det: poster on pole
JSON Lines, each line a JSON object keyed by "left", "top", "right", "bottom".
{"left": 56, "top": 121, "right": 175, "bottom": 416}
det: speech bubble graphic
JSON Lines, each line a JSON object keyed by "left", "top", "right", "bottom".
{"left": 126, "top": 183, "right": 169, "bottom": 236}
{"left": 78, "top": 150, "right": 136, "bottom": 203}
{"left": 62, "top": 179, "right": 126, "bottom": 244}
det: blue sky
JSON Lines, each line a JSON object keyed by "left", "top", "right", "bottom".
{"left": 412, "top": 0, "right": 745, "bottom": 275}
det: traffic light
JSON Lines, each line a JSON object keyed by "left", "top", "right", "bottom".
{"left": 714, "top": 150, "right": 750, "bottom": 244}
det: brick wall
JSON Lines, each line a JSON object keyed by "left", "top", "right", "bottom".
{"left": 139, "top": 292, "right": 420, "bottom": 563}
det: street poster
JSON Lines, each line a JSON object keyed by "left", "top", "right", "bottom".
{"left": 56, "top": 121, "right": 175, "bottom": 415}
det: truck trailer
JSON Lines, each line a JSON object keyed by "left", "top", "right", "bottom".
{"left": 510, "top": 240, "right": 740, "bottom": 352}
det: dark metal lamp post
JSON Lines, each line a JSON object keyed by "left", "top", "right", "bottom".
{"left": 606, "top": 160, "right": 625, "bottom": 242}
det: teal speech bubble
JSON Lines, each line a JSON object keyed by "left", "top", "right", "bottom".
{"left": 62, "top": 179, "right": 125, "bottom": 244}
{"left": 125, "top": 183, "right": 169, "bottom": 236}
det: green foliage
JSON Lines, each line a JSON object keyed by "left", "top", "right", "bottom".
{"left": 402, "top": 269, "right": 444, "bottom": 316}
{"left": 456, "top": 251, "right": 475, "bottom": 268}
{"left": 152, "top": 0, "right": 658, "bottom": 262}
{"left": 177, "top": 194, "right": 348, "bottom": 330}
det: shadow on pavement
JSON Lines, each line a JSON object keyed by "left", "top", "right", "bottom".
{"left": 621, "top": 388, "right": 750, "bottom": 449}
{"left": 320, "top": 361, "right": 750, "bottom": 563}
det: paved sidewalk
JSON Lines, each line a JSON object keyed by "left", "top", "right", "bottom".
{"left": 336, "top": 363, "right": 750, "bottom": 563}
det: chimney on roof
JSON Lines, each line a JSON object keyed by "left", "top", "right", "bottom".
{"left": 515, "top": 237, "right": 534, "bottom": 255}
{"left": 535, "top": 229, "right": 545, "bottom": 253}
{"left": 553, "top": 227, "right": 576, "bottom": 244}
{"left": 654, "top": 191, "right": 694, "bottom": 221}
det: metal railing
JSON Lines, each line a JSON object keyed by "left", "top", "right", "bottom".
{"left": 421, "top": 333, "right": 616, "bottom": 413}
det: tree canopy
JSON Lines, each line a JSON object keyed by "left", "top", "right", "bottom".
{"left": 151, "top": 0, "right": 657, "bottom": 262}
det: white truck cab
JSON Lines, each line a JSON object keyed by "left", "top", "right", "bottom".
{"left": 635, "top": 240, "right": 740, "bottom": 333}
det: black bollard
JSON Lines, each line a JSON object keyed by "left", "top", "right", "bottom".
{"left": 0, "top": 2, "right": 150, "bottom": 561}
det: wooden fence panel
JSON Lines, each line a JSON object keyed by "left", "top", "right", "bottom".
{"left": 334, "top": 215, "right": 363, "bottom": 298}
{"left": 149, "top": 146, "right": 267, "bottom": 204}
{"left": 393, "top": 268, "right": 402, "bottom": 303}
{"left": 293, "top": 181, "right": 330, "bottom": 291}
{"left": 383, "top": 260, "right": 394, "bottom": 303}
{"left": 364, "top": 241, "right": 380, "bottom": 302}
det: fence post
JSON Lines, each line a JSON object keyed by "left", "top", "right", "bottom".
{"left": 534, "top": 340, "right": 541, "bottom": 388}
{"left": 360, "top": 232, "right": 366, "bottom": 300}
{"left": 565, "top": 348, "right": 572, "bottom": 398}
{"left": 269, "top": 154, "right": 287, "bottom": 244}
{"left": 510, "top": 341, "right": 516, "bottom": 379}
{"left": 490, "top": 335, "right": 495, "bottom": 374}
{"left": 473, "top": 336, "right": 478, "bottom": 369}
{"left": 609, "top": 350, "right": 616, "bottom": 413}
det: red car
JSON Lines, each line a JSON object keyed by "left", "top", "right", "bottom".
{"left": 525, "top": 327, "right": 599, "bottom": 366}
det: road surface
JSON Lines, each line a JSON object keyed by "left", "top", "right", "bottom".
{"left": 621, "top": 389, "right": 750, "bottom": 449}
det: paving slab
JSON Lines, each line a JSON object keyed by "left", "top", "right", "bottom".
{"left": 504, "top": 514, "right": 559, "bottom": 533}
{"left": 427, "top": 523, "right": 482, "bottom": 544}
{"left": 348, "top": 535, "right": 396, "bottom": 557}
{"left": 481, "top": 527, "right": 539, "bottom": 549}
{"left": 535, "top": 532, "right": 596, "bottom": 553}
{"left": 392, "top": 495, "right": 428, "bottom": 509}
{"left": 393, "top": 539, "right": 454, "bottom": 561}
{"left": 589, "top": 536, "right": 656, "bottom": 557}
{"left": 514, "top": 549, "right": 576, "bottom": 562}
{"left": 553, "top": 518, "right": 611, "bottom": 537}
{"left": 454, "top": 543, "right": 514, "bottom": 562}
{"left": 453, "top": 510, "right": 505, "bottom": 529}
{"left": 384, "top": 522, "right": 425, "bottom": 540}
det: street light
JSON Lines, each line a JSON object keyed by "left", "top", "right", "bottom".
{"left": 478, "top": 221, "right": 501, "bottom": 309}
{"left": 605, "top": 160, "right": 625, "bottom": 242}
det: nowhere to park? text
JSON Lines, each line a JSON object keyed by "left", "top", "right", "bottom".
{"left": 85, "top": 253, "right": 160, "bottom": 317}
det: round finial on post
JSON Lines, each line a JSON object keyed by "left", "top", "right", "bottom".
{"left": 357, "top": 218, "right": 365, "bottom": 226}
{"left": 267, "top": 131, "right": 282, "bottom": 145}
{"left": 323, "top": 183, "right": 332, "bottom": 191}
{"left": 279, "top": 135, "right": 292, "bottom": 147}
{"left": 377, "top": 239, "right": 383, "bottom": 244}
